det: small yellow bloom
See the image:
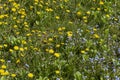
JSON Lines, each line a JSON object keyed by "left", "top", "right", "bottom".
{"left": 1, "top": 71, "right": 9, "bottom": 76}
{"left": 81, "top": 50, "right": 86, "bottom": 54}
{"left": 49, "top": 49, "right": 54, "bottom": 54}
{"left": 28, "top": 73, "right": 34, "bottom": 78}
{"left": 67, "top": 31, "right": 73, "bottom": 37}
{"left": 0, "top": 59, "right": 5, "bottom": 63}
{"left": 14, "top": 46, "right": 19, "bottom": 50}
{"left": 86, "top": 11, "right": 91, "bottom": 15}
{"left": 9, "top": 49, "right": 13, "bottom": 53}
{"left": 1, "top": 65, "right": 7, "bottom": 69}
{"left": 0, "top": 69, "right": 4, "bottom": 73}
{"left": 99, "top": 1, "right": 104, "bottom": 5}
{"left": 48, "top": 38, "right": 53, "bottom": 42}
{"left": 55, "top": 16, "right": 60, "bottom": 19}
{"left": 76, "top": 11, "right": 81, "bottom": 16}
{"left": 55, "top": 70, "right": 60, "bottom": 74}
{"left": 4, "top": 44, "right": 7, "bottom": 47}
{"left": 11, "top": 74, "right": 16, "bottom": 77}
{"left": 11, "top": 8, "right": 16, "bottom": 12}
{"left": 93, "top": 34, "right": 100, "bottom": 38}
{"left": 54, "top": 53, "right": 60, "bottom": 58}
{"left": 16, "top": 59, "right": 20, "bottom": 63}
{"left": 20, "top": 48, "right": 24, "bottom": 51}
{"left": 56, "top": 44, "right": 60, "bottom": 48}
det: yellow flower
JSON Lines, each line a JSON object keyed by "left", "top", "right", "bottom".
{"left": 48, "top": 38, "right": 53, "bottom": 42}
{"left": 56, "top": 44, "right": 60, "bottom": 48}
{"left": 86, "top": 11, "right": 91, "bottom": 15}
{"left": 93, "top": 34, "right": 100, "bottom": 38}
{"left": 20, "top": 48, "right": 24, "bottom": 51}
{"left": 0, "top": 69, "right": 4, "bottom": 73}
{"left": 28, "top": 73, "right": 34, "bottom": 78}
{"left": 49, "top": 49, "right": 54, "bottom": 54}
{"left": 81, "top": 50, "right": 86, "bottom": 54}
{"left": 1, "top": 71, "right": 9, "bottom": 76}
{"left": 55, "top": 16, "right": 60, "bottom": 19}
{"left": 4, "top": 44, "right": 7, "bottom": 47}
{"left": 55, "top": 70, "right": 60, "bottom": 74}
{"left": 99, "top": 1, "right": 104, "bottom": 5}
{"left": 76, "top": 11, "right": 81, "bottom": 16}
{"left": 16, "top": 59, "right": 20, "bottom": 63}
{"left": 67, "top": 31, "right": 73, "bottom": 37}
{"left": 1, "top": 65, "right": 7, "bottom": 69}
{"left": 11, "top": 74, "right": 16, "bottom": 77}
{"left": 11, "top": 8, "right": 16, "bottom": 12}
{"left": 54, "top": 53, "right": 60, "bottom": 58}
{"left": 0, "top": 59, "right": 5, "bottom": 63}
{"left": 14, "top": 46, "right": 19, "bottom": 50}
{"left": 66, "top": 10, "right": 70, "bottom": 13}
{"left": 0, "top": 45, "right": 3, "bottom": 49}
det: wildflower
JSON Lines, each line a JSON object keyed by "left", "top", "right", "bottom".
{"left": 99, "top": 1, "right": 104, "bottom": 5}
{"left": 28, "top": 73, "right": 34, "bottom": 78}
{"left": 86, "top": 11, "right": 91, "bottom": 15}
{"left": 1, "top": 65, "right": 7, "bottom": 69}
{"left": 93, "top": 34, "right": 100, "bottom": 38}
{"left": 20, "top": 48, "right": 24, "bottom": 51}
{"left": 56, "top": 44, "right": 60, "bottom": 48}
{"left": 0, "top": 69, "right": 4, "bottom": 73}
{"left": 11, "top": 8, "right": 16, "bottom": 12}
{"left": 81, "top": 50, "right": 86, "bottom": 54}
{"left": 0, "top": 59, "right": 5, "bottom": 63}
{"left": 55, "top": 70, "right": 60, "bottom": 74}
{"left": 76, "top": 11, "right": 81, "bottom": 16}
{"left": 9, "top": 49, "right": 14, "bottom": 53}
{"left": 106, "top": 14, "right": 110, "bottom": 18}
{"left": 85, "top": 48, "right": 89, "bottom": 51}
{"left": 11, "top": 74, "right": 16, "bottom": 77}
{"left": 1, "top": 71, "right": 9, "bottom": 76}
{"left": 66, "top": 10, "right": 70, "bottom": 13}
{"left": 14, "top": 46, "right": 19, "bottom": 50}
{"left": 4, "top": 44, "right": 7, "bottom": 47}
{"left": 48, "top": 38, "right": 53, "bottom": 42}
{"left": 54, "top": 53, "right": 60, "bottom": 58}
{"left": 55, "top": 16, "right": 60, "bottom": 19}
{"left": 49, "top": 49, "right": 54, "bottom": 54}
{"left": 67, "top": 31, "right": 73, "bottom": 37}
{"left": 97, "top": 8, "right": 101, "bottom": 11}
{"left": 16, "top": 59, "right": 20, "bottom": 63}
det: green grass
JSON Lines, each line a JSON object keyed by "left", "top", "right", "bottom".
{"left": 0, "top": 0, "right": 120, "bottom": 80}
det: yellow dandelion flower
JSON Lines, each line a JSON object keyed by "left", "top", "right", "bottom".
{"left": 9, "top": 49, "right": 14, "bottom": 53}
{"left": 0, "top": 69, "right": 4, "bottom": 73}
{"left": 55, "top": 70, "right": 60, "bottom": 74}
{"left": 48, "top": 38, "right": 53, "bottom": 42}
{"left": 28, "top": 73, "right": 34, "bottom": 78}
{"left": 11, "top": 8, "right": 16, "bottom": 12}
{"left": 0, "top": 59, "right": 5, "bottom": 63}
{"left": 55, "top": 16, "right": 60, "bottom": 19}
{"left": 49, "top": 49, "right": 54, "bottom": 54}
{"left": 16, "top": 59, "right": 20, "bottom": 63}
{"left": 20, "top": 48, "right": 24, "bottom": 51}
{"left": 54, "top": 53, "right": 60, "bottom": 58}
{"left": 76, "top": 11, "right": 81, "bottom": 16}
{"left": 99, "top": 1, "right": 104, "bottom": 5}
{"left": 67, "top": 31, "right": 73, "bottom": 37}
{"left": 1, "top": 71, "right": 9, "bottom": 76}
{"left": 56, "top": 44, "right": 60, "bottom": 48}
{"left": 86, "top": 11, "right": 91, "bottom": 15}
{"left": 81, "top": 50, "right": 86, "bottom": 54}
{"left": 14, "top": 46, "right": 19, "bottom": 50}
{"left": 1, "top": 65, "right": 7, "bottom": 69}
{"left": 93, "top": 34, "right": 100, "bottom": 38}
{"left": 11, "top": 74, "right": 16, "bottom": 77}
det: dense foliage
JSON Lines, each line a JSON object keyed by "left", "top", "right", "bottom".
{"left": 0, "top": 0, "right": 120, "bottom": 80}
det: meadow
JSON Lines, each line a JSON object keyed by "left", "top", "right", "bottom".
{"left": 0, "top": 0, "right": 120, "bottom": 80}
